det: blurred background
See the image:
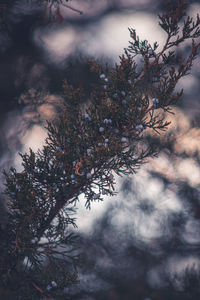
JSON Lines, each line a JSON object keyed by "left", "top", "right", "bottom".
{"left": 0, "top": 0, "right": 200, "bottom": 299}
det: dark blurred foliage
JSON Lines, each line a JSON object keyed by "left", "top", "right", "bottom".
{"left": 63, "top": 129, "right": 200, "bottom": 300}
{"left": 0, "top": 0, "right": 200, "bottom": 299}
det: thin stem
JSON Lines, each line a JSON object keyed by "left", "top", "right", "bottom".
{"left": 62, "top": 2, "right": 83, "bottom": 15}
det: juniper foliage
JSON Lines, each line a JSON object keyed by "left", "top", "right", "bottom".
{"left": 0, "top": 1, "right": 200, "bottom": 299}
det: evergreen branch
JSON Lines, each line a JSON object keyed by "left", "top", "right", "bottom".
{"left": 1, "top": 0, "right": 200, "bottom": 298}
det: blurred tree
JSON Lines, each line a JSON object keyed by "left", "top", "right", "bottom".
{"left": 0, "top": 0, "right": 200, "bottom": 299}
{"left": 0, "top": 0, "right": 82, "bottom": 29}
{"left": 73, "top": 125, "right": 200, "bottom": 300}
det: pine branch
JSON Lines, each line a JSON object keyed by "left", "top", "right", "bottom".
{"left": 1, "top": 0, "right": 200, "bottom": 298}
